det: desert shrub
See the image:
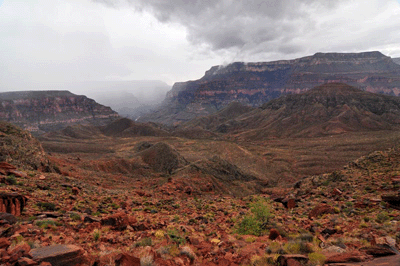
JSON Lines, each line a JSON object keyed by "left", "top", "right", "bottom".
{"left": 35, "top": 220, "right": 58, "bottom": 229}
{"left": 135, "top": 237, "right": 153, "bottom": 247}
{"left": 376, "top": 212, "right": 390, "bottom": 223}
{"left": 5, "top": 176, "right": 17, "bottom": 185}
{"left": 167, "top": 228, "right": 186, "bottom": 246}
{"left": 236, "top": 198, "right": 272, "bottom": 236}
{"left": 36, "top": 202, "right": 56, "bottom": 211}
{"left": 93, "top": 229, "right": 100, "bottom": 242}
{"left": 308, "top": 252, "right": 326, "bottom": 266}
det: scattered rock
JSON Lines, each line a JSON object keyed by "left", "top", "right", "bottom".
{"left": 382, "top": 194, "right": 400, "bottom": 210}
{"left": 308, "top": 204, "right": 336, "bottom": 219}
{"left": 71, "top": 187, "right": 80, "bottom": 195}
{"left": 101, "top": 212, "right": 129, "bottom": 230}
{"left": 277, "top": 254, "right": 308, "bottom": 266}
{"left": 30, "top": 245, "right": 85, "bottom": 266}
{"left": 17, "top": 257, "right": 38, "bottom": 266}
{"left": 269, "top": 229, "right": 280, "bottom": 241}
{"left": 114, "top": 253, "right": 140, "bottom": 266}
{"left": 0, "top": 238, "right": 11, "bottom": 249}
{"left": 0, "top": 212, "right": 17, "bottom": 224}
{"left": 325, "top": 251, "right": 371, "bottom": 263}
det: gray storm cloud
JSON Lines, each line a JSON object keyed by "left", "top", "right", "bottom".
{"left": 93, "top": 0, "right": 344, "bottom": 56}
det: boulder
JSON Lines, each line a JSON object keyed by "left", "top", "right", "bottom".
{"left": 268, "top": 229, "right": 280, "bottom": 240}
{"left": 277, "top": 255, "right": 308, "bottom": 266}
{"left": 325, "top": 251, "right": 371, "bottom": 263}
{"left": 0, "top": 238, "right": 11, "bottom": 249}
{"left": 17, "top": 257, "right": 38, "bottom": 266}
{"left": 0, "top": 212, "right": 17, "bottom": 224}
{"left": 308, "top": 204, "right": 335, "bottom": 219}
{"left": 115, "top": 253, "right": 140, "bottom": 266}
{"left": 30, "top": 245, "right": 85, "bottom": 266}
{"left": 360, "top": 244, "right": 398, "bottom": 257}
{"left": 101, "top": 212, "right": 129, "bottom": 230}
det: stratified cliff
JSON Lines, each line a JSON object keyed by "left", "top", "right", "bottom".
{"left": 142, "top": 51, "right": 400, "bottom": 125}
{"left": 0, "top": 91, "right": 119, "bottom": 132}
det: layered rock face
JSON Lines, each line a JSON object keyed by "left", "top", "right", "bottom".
{"left": 143, "top": 51, "right": 400, "bottom": 125}
{"left": 0, "top": 91, "right": 119, "bottom": 132}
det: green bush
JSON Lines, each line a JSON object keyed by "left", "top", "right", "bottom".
{"left": 6, "top": 176, "right": 17, "bottom": 185}
{"left": 36, "top": 202, "right": 56, "bottom": 211}
{"left": 236, "top": 198, "right": 272, "bottom": 236}
{"left": 308, "top": 252, "right": 326, "bottom": 266}
{"left": 135, "top": 237, "right": 153, "bottom": 247}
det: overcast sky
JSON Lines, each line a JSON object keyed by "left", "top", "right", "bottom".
{"left": 1, "top": 0, "right": 400, "bottom": 92}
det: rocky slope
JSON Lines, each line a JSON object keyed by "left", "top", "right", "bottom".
{"left": 0, "top": 91, "right": 119, "bottom": 133}
{"left": 1, "top": 125, "right": 400, "bottom": 265}
{"left": 143, "top": 51, "right": 400, "bottom": 125}
{"left": 393, "top": 57, "right": 400, "bottom": 65}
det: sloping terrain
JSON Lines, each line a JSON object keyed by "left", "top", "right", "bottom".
{"left": 0, "top": 121, "right": 55, "bottom": 171}
{"left": 1, "top": 118, "right": 400, "bottom": 265}
{"left": 197, "top": 83, "right": 400, "bottom": 140}
{"left": 142, "top": 51, "right": 400, "bottom": 125}
{"left": 102, "top": 118, "right": 170, "bottom": 138}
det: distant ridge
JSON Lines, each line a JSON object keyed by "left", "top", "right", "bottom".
{"left": 0, "top": 90, "right": 119, "bottom": 133}
{"left": 183, "top": 83, "right": 400, "bottom": 139}
{"left": 142, "top": 51, "right": 400, "bottom": 125}
{"left": 393, "top": 57, "right": 400, "bottom": 65}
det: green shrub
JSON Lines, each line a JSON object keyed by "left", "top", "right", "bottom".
{"left": 35, "top": 220, "right": 57, "bottom": 229}
{"left": 308, "top": 252, "right": 326, "bottom": 266}
{"left": 6, "top": 176, "right": 17, "bottom": 185}
{"left": 93, "top": 229, "right": 101, "bottom": 242}
{"left": 36, "top": 202, "right": 56, "bottom": 211}
{"left": 236, "top": 198, "right": 272, "bottom": 236}
{"left": 167, "top": 228, "right": 186, "bottom": 246}
{"left": 135, "top": 237, "right": 153, "bottom": 247}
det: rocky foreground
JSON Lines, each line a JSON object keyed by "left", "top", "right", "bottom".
{"left": 0, "top": 143, "right": 399, "bottom": 265}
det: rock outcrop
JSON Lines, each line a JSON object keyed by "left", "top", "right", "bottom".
{"left": 142, "top": 51, "right": 400, "bottom": 125}
{"left": 0, "top": 90, "right": 119, "bottom": 133}
{"left": 0, "top": 193, "right": 27, "bottom": 216}
{"left": 0, "top": 121, "right": 54, "bottom": 170}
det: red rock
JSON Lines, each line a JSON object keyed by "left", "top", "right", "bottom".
{"left": 269, "top": 229, "right": 280, "bottom": 240}
{"left": 0, "top": 192, "right": 28, "bottom": 216}
{"left": 71, "top": 187, "right": 79, "bottom": 195}
{"left": 101, "top": 212, "right": 129, "bottom": 230}
{"left": 287, "top": 199, "right": 296, "bottom": 209}
{"left": 38, "top": 263, "right": 52, "bottom": 266}
{"left": 7, "top": 170, "right": 27, "bottom": 178}
{"left": 0, "top": 238, "right": 11, "bottom": 249}
{"left": 114, "top": 253, "right": 140, "bottom": 266}
{"left": 136, "top": 190, "right": 146, "bottom": 196}
{"left": 0, "top": 162, "right": 17, "bottom": 170}
{"left": 8, "top": 243, "right": 31, "bottom": 257}
{"left": 17, "top": 257, "right": 38, "bottom": 266}
{"left": 325, "top": 251, "right": 371, "bottom": 263}
{"left": 184, "top": 186, "right": 192, "bottom": 195}
{"left": 277, "top": 255, "right": 308, "bottom": 266}
{"left": 332, "top": 188, "right": 343, "bottom": 196}
{"left": 30, "top": 244, "right": 85, "bottom": 266}
{"left": 308, "top": 204, "right": 336, "bottom": 219}
{"left": 360, "top": 245, "right": 397, "bottom": 257}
